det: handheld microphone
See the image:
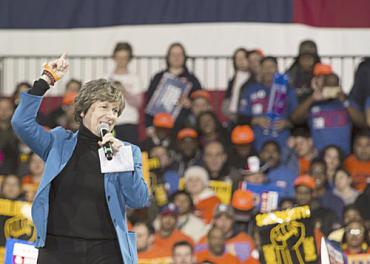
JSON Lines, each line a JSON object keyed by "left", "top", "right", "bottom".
{"left": 98, "top": 123, "right": 113, "bottom": 160}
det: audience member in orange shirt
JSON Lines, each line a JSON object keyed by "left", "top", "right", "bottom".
{"left": 195, "top": 204, "right": 258, "bottom": 263}
{"left": 134, "top": 222, "right": 172, "bottom": 264}
{"left": 153, "top": 203, "right": 194, "bottom": 257}
{"left": 196, "top": 226, "right": 241, "bottom": 264}
{"left": 22, "top": 152, "right": 44, "bottom": 201}
{"left": 184, "top": 166, "right": 221, "bottom": 224}
{"left": 344, "top": 131, "right": 370, "bottom": 191}
{"left": 172, "top": 241, "right": 196, "bottom": 264}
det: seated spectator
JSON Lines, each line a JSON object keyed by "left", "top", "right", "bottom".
{"left": 309, "top": 158, "right": 344, "bottom": 220}
{"left": 108, "top": 42, "right": 143, "bottom": 144}
{"left": 184, "top": 166, "right": 221, "bottom": 224}
{"left": 320, "top": 145, "right": 344, "bottom": 187}
{"left": 22, "top": 153, "right": 44, "bottom": 202}
{"left": 291, "top": 125, "right": 318, "bottom": 175}
{"left": 174, "top": 128, "right": 202, "bottom": 176}
{"left": 342, "top": 220, "right": 369, "bottom": 256}
{"left": 354, "top": 184, "right": 370, "bottom": 225}
{"left": 333, "top": 169, "right": 360, "bottom": 205}
{"left": 196, "top": 204, "right": 257, "bottom": 263}
{"left": 229, "top": 125, "right": 256, "bottom": 171}
{"left": 0, "top": 174, "right": 23, "bottom": 201}
{"left": 259, "top": 140, "right": 297, "bottom": 198}
{"left": 223, "top": 48, "right": 254, "bottom": 123}
{"left": 141, "top": 112, "right": 175, "bottom": 152}
{"left": 195, "top": 226, "right": 241, "bottom": 264}
{"left": 196, "top": 111, "right": 229, "bottom": 148}
{"left": 344, "top": 130, "right": 370, "bottom": 191}
{"left": 134, "top": 222, "right": 172, "bottom": 263}
{"left": 44, "top": 79, "right": 81, "bottom": 130}
{"left": 291, "top": 71, "right": 366, "bottom": 155}
{"left": 238, "top": 56, "right": 298, "bottom": 151}
{"left": 329, "top": 205, "right": 364, "bottom": 242}
{"left": 172, "top": 191, "right": 207, "bottom": 242}
{"left": 286, "top": 39, "right": 321, "bottom": 103}
{"left": 202, "top": 141, "right": 237, "bottom": 183}
{"left": 0, "top": 98, "right": 18, "bottom": 175}
{"left": 172, "top": 240, "right": 196, "bottom": 264}
{"left": 153, "top": 203, "right": 194, "bottom": 257}
{"left": 145, "top": 42, "right": 201, "bottom": 132}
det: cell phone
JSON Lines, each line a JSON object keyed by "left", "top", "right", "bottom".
{"left": 322, "top": 86, "right": 341, "bottom": 99}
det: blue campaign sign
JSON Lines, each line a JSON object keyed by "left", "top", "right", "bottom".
{"left": 4, "top": 239, "right": 38, "bottom": 264}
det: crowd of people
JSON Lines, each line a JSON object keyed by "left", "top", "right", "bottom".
{"left": 0, "top": 39, "right": 369, "bottom": 263}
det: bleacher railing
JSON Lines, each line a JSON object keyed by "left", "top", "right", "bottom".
{"left": 0, "top": 55, "right": 364, "bottom": 96}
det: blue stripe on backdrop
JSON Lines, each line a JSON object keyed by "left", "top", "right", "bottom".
{"left": 0, "top": 0, "right": 292, "bottom": 29}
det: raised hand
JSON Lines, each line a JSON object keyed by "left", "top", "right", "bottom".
{"left": 42, "top": 53, "right": 69, "bottom": 85}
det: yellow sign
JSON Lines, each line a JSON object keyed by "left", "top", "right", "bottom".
{"left": 256, "top": 206, "right": 311, "bottom": 227}
{"left": 178, "top": 179, "right": 232, "bottom": 205}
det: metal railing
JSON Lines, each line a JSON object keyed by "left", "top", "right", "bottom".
{"left": 0, "top": 55, "right": 365, "bottom": 96}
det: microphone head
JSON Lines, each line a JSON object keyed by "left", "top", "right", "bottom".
{"left": 97, "top": 122, "right": 110, "bottom": 136}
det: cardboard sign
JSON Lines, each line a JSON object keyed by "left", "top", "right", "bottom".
{"left": 256, "top": 206, "right": 318, "bottom": 264}
{"left": 145, "top": 73, "right": 191, "bottom": 119}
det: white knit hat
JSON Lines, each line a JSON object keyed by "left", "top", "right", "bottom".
{"left": 184, "top": 166, "right": 209, "bottom": 186}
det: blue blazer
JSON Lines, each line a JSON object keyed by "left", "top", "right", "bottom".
{"left": 11, "top": 92, "right": 149, "bottom": 264}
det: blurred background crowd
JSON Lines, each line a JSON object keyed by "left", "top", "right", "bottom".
{"left": 0, "top": 39, "right": 369, "bottom": 263}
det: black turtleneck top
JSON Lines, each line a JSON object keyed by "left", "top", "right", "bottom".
{"left": 46, "top": 117, "right": 117, "bottom": 239}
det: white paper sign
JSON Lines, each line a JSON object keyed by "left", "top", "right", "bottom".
{"left": 98, "top": 145, "right": 134, "bottom": 173}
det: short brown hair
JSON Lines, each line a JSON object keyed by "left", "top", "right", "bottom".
{"left": 74, "top": 79, "right": 125, "bottom": 124}
{"left": 112, "top": 42, "right": 133, "bottom": 60}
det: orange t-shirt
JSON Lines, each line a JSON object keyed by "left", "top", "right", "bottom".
{"left": 153, "top": 229, "right": 194, "bottom": 257}
{"left": 138, "top": 244, "right": 172, "bottom": 264}
{"left": 196, "top": 232, "right": 257, "bottom": 263}
{"left": 196, "top": 250, "right": 241, "bottom": 264}
{"left": 299, "top": 158, "right": 310, "bottom": 175}
{"left": 344, "top": 155, "right": 370, "bottom": 191}
{"left": 195, "top": 195, "right": 221, "bottom": 224}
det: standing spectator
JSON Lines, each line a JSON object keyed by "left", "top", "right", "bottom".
{"left": 342, "top": 220, "right": 369, "bottom": 255}
{"left": 174, "top": 128, "right": 202, "bottom": 177}
{"left": 109, "top": 42, "right": 143, "bottom": 144}
{"left": 153, "top": 203, "right": 194, "bottom": 257}
{"left": 239, "top": 56, "right": 298, "bottom": 151}
{"left": 291, "top": 72, "right": 366, "bottom": 155}
{"left": 349, "top": 57, "right": 370, "bottom": 111}
{"left": 247, "top": 49, "right": 264, "bottom": 82}
{"left": 22, "top": 153, "right": 44, "bottom": 202}
{"left": 195, "top": 226, "right": 241, "bottom": 264}
{"left": 0, "top": 98, "right": 18, "bottom": 174}
{"left": 172, "top": 191, "right": 207, "bottom": 242}
{"left": 320, "top": 145, "right": 344, "bottom": 187}
{"left": 333, "top": 169, "right": 360, "bottom": 205}
{"left": 145, "top": 43, "right": 201, "bottom": 132}
{"left": 286, "top": 39, "right": 321, "bottom": 103}
{"left": 172, "top": 241, "right": 196, "bottom": 264}
{"left": 141, "top": 112, "right": 175, "bottom": 152}
{"left": 231, "top": 189, "right": 256, "bottom": 236}
{"left": 344, "top": 130, "right": 370, "bottom": 191}
{"left": 184, "top": 166, "right": 221, "bottom": 225}
{"left": 223, "top": 48, "right": 254, "bottom": 123}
